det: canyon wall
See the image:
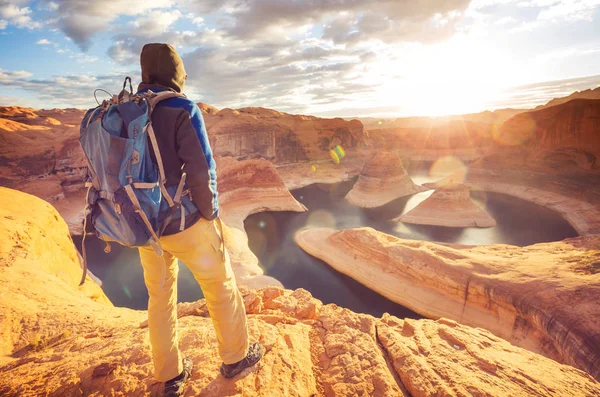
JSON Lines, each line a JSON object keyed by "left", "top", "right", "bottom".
{"left": 295, "top": 227, "right": 600, "bottom": 381}
{"left": 202, "top": 105, "right": 368, "bottom": 164}
{"left": 1, "top": 188, "right": 599, "bottom": 396}
{"left": 495, "top": 99, "right": 600, "bottom": 159}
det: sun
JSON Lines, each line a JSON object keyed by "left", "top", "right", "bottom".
{"left": 371, "top": 33, "right": 519, "bottom": 117}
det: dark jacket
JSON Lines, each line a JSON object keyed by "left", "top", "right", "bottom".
{"left": 137, "top": 82, "right": 219, "bottom": 235}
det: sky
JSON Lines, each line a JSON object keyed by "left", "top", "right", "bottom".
{"left": 0, "top": 0, "right": 599, "bottom": 118}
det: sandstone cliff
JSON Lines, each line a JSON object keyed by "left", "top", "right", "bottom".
{"left": 1, "top": 189, "right": 599, "bottom": 396}
{"left": 0, "top": 104, "right": 367, "bottom": 214}
{"left": 457, "top": 98, "right": 600, "bottom": 236}
{"left": 295, "top": 227, "right": 600, "bottom": 381}
{"left": 345, "top": 152, "right": 427, "bottom": 208}
{"left": 495, "top": 99, "right": 600, "bottom": 159}
{"left": 215, "top": 157, "right": 307, "bottom": 289}
{"left": 202, "top": 105, "right": 368, "bottom": 164}
{"left": 0, "top": 106, "right": 87, "bottom": 202}
{"left": 366, "top": 120, "right": 496, "bottom": 162}
{"left": 397, "top": 183, "right": 496, "bottom": 228}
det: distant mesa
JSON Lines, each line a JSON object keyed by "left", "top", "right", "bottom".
{"left": 397, "top": 183, "right": 497, "bottom": 228}
{"left": 535, "top": 85, "right": 600, "bottom": 110}
{"left": 345, "top": 151, "right": 428, "bottom": 208}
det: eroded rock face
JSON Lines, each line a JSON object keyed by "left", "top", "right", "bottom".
{"left": 495, "top": 99, "right": 600, "bottom": 158}
{"left": 0, "top": 106, "right": 87, "bottom": 201}
{"left": 397, "top": 183, "right": 496, "bottom": 228}
{"left": 203, "top": 106, "right": 368, "bottom": 164}
{"left": 345, "top": 152, "right": 428, "bottom": 208}
{"left": 295, "top": 227, "right": 600, "bottom": 381}
{"left": 215, "top": 157, "right": 307, "bottom": 289}
{"left": 1, "top": 193, "right": 599, "bottom": 396}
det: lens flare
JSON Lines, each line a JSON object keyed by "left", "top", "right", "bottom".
{"left": 258, "top": 220, "right": 266, "bottom": 228}
{"left": 430, "top": 156, "right": 467, "bottom": 184}
{"left": 329, "top": 149, "right": 340, "bottom": 164}
{"left": 330, "top": 145, "right": 346, "bottom": 164}
{"left": 306, "top": 209, "right": 336, "bottom": 229}
{"left": 123, "top": 286, "right": 132, "bottom": 299}
{"left": 311, "top": 164, "right": 318, "bottom": 172}
{"left": 493, "top": 114, "right": 536, "bottom": 146}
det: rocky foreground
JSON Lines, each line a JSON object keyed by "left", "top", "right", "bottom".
{"left": 295, "top": 227, "right": 600, "bottom": 381}
{"left": 1, "top": 189, "right": 599, "bottom": 396}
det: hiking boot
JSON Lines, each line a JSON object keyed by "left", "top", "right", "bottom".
{"left": 220, "top": 343, "right": 264, "bottom": 379}
{"left": 164, "top": 357, "right": 193, "bottom": 397}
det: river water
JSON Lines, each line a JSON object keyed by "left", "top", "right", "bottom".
{"left": 74, "top": 173, "right": 578, "bottom": 317}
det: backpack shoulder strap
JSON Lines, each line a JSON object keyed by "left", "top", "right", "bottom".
{"left": 144, "top": 90, "right": 186, "bottom": 114}
{"left": 141, "top": 90, "right": 186, "bottom": 209}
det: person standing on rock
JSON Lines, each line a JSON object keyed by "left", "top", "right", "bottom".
{"left": 136, "top": 43, "right": 263, "bottom": 396}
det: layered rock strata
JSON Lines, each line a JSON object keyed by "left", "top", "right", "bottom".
{"left": 215, "top": 157, "right": 307, "bottom": 289}
{"left": 295, "top": 227, "right": 600, "bottom": 380}
{"left": 397, "top": 183, "right": 496, "bottom": 227}
{"left": 201, "top": 104, "right": 367, "bottom": 164}
{"left": 345, "top": 152, "right": 428, "bottom": 208}
{"left": 1, "top": 191, "right": 599, "bottom": 396}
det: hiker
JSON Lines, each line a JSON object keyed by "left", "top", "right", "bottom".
{"left": 135, "top": 43, "right": 263, "bottom": 395}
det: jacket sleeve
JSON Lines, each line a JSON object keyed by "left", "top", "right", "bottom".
{"left": 174, "top": 104, "right": 219, "bottom": 220}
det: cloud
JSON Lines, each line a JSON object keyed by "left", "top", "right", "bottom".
{"left": 487, "top": 74, "right": 600, "bottom": 109}
{"left": 129, "top": 9, "right": 182, "bottom": 36}
{"left": 36, "top": 38, "right": 52, "bottom": 45}
{"left": 0, "top": 19, "right": 7, "bottom": 29}
{"left": 0, "top": 68, "right": 137, "bottom": 108}
{"left": 534, "top": 0, "right": 600, "bottom": 21}
{"left": 0, "top": 0, "right": 41, "bottom": 29}
{"left": 219, "top": 0, "right": 471, "bottom": 42}
{"left": 41, "top": 0, "right": 173, "bottom": 50}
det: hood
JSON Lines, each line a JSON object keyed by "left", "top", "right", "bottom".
{"left": 140, "top": 43, "right": 187, "bottom": 93}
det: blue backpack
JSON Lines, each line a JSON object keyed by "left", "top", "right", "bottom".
{"left": 78, "top": 77, "right": 196, "bottom": 285}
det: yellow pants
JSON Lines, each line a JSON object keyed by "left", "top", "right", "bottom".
{"left": 138, "top": 217, "right": 249, "bottom": 382}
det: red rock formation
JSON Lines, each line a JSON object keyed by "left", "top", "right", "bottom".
{"left": 345, "top": 151, "right": 428, "bottom": 208}
{"left": 397, "top": 183, "right": 496, "bottom": 228}
{"left": 202, "top": 106, "right": 367, "bottom": 164}
{"left": 1, "top": 190, "right": 599, "bottom": 396}
{"left": 295, "top": 227, "right": 600, "bottom": 381}
{"left": 495, "top": 99, "right": 600, "bottom": 158}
